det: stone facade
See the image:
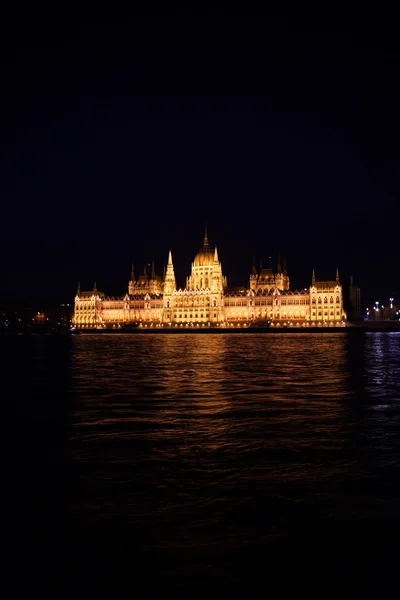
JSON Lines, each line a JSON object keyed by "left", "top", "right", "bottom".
{"left": 72, "top": 231, "right": 347, "bottom": 328}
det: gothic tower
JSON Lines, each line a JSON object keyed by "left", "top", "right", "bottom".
{"left": 249, "top": 256, "right": 258, "bottom": 291}
{"left": 282, "top": 257, "right": 290, "bottom": 291}
{"left": 163, "top": 249, "right": 177, "bottom": 294}
{"left": 128, "top": 262, "right": 135, "bottom": 295}
{"left": 187, "top": 229, "right": 226, "bottom": 291}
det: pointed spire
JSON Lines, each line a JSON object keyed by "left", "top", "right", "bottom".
{"left": 77, "top": 281, "right": 81, "bottom": 296}
{"left": 277, "top": 253, "right": 282, "bottom": 274}
{"left": 252, "top": 255, "right": 257, "bottom": 276}
{"left": 203, "top": 226, "right": 209, "bottom": 248}
{"left": 283, "top": 257, "right": 288, "bottom": 277}
{"left": 312, "top": 269, "right": 316, "bottom": 285}
{"left": 151, "top": 260, "right": 156, "bottom": 280}
{"left": 144, "top": 265, "right": 147, "bottom": 276}
{"left": 163, "top": 263, "right": 166, "bottom": 280}
{"left": 214, "top": 246, "right": 219, "bottom": 262}
{"left": 131, "top": 262, "right": 135, "bottom": 282}
{"left": 164, "top": 248, "right": 176, "bottom": 293}
{"left": 336, "top": 267, "right": 340, "bottom": 283}
{"left": 93, "top": 280, "right": 97, "bottom": 291}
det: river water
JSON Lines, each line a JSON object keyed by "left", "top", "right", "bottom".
{"left": 10, "top": 332, "right": 400, "bottom": 593}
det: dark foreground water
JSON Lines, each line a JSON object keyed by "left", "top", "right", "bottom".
{"left": 9, "top": 332, "right": 400, "bottom": 593}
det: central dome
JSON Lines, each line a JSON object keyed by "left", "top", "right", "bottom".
{"left": 193, "top": 229, "right": 214, "bottom": 266}
{"left": 193, "top": 248, "right": 214, "bottom": 267}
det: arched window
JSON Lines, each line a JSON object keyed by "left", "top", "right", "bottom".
{"left": 312, "top": 297, "right": 316, "bottom": 304}
{"left": 318, "top": 297, "right": 322, "bottom": 304}
{"left": 336, "top": 296, "right": 340, "bottom": 304}
{"left": 324, "top": 297, "right": 328, "bottom": 304}
{"left": 330, "top": 297, "right": 334, "bottom": 304}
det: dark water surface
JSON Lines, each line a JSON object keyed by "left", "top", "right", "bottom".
{"left": 10, "top": 333, "right": 400, "bottom": 592}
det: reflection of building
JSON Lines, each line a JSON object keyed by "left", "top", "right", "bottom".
{"left": 72, "top": 230, "right": 347, "bottom": 328}
{"left": 344, "top": 275, "right": 361, "bottom": 320}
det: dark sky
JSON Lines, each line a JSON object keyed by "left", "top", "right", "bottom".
{"left": 2, "top": 8, "right": 399, "bottom": 307}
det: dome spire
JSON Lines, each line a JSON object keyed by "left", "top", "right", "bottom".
{"left": 203, "top": 226, "right": 209, "bottom": 248}
{"left": 214, "top": 246, "right": 219, "bottom": 262}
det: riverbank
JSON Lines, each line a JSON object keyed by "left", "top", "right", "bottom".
{"left": 75, "top": 324, "right": 400, "bottom": 334}
{"left": 2, "top": 322, "right": 399, "bottom": 335}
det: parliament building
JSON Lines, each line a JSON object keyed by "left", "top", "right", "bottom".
{"left": 72, "top": 231, "right": 347, "bottom": 328}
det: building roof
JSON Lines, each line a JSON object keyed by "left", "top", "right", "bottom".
{"left": 313, "top": 281, "right": 338, "bottom": 290}
{"left": 193, "top": 248, "right": 215, "bottom": 267}
{"left": 258, "top": 268, "right": 274, "bottom": 280}
{"left": 78, "top": 290, "right": 105, "bottom": 298}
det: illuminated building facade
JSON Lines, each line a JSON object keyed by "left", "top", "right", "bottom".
{"left": 72, "top": 231, "right": 347, "bottom": 328}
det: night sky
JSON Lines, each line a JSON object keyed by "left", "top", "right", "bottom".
{"left": 2, "top": 9, "right": 399, "bottom": 308}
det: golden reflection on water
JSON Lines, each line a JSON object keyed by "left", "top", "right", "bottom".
{"left": 71, "top": 334, "right": 351, "bottom": 469}
{"left": 67, "top": 332, "right": 400, "bottom": 531}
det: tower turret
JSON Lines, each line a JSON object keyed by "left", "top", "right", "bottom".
{"left": 282, "top": 257, "right": 290, "bottom": 290}
{"left": 277, "top": 253, "right": 282, "bottom": 274}
{"left": 128, "top": 262, "right": 135, "bottom": 295}
{"left": 250, "top": 256, "right": 258, "bottom": 291}
{"left": 164, "top": 249, "right": 176, "bottom": 295}
{"left": 275, "top": 252, "right": 284, "bottom": 290}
